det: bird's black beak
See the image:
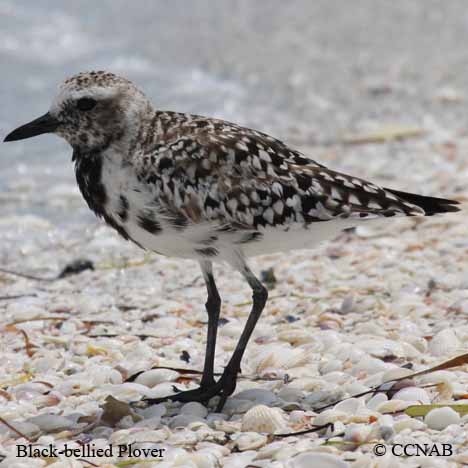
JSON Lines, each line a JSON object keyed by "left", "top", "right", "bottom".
{"left": 4, "top": 112, "right": 59, "bottom": 142}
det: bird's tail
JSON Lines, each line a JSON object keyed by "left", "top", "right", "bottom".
{"left": 385, "top": 188, "right": 461, "bottom": 216}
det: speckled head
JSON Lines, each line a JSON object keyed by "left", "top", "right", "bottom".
{"left": 4, "top": 71, "right": 152, "bottom": 152}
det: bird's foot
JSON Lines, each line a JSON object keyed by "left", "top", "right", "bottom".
{"left": 140, "top": 368, "right": 238, "bottom": 411}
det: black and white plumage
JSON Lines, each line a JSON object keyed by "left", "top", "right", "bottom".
{"left": 4, "top": 71, "right": 460, "bottom": 410}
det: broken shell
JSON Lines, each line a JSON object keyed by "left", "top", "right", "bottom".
{"left": 429, "top": 328, "right": 460, "bottom": 357}
{"left": 241, "top": 404, "right": 286, "bottom": 434}
{"left": 232, "top": 431, "right": 268, "bottom": 451}
{"left": 376, "top": 399, "right": 411, "bottom": 413}
{"left": 394, "top": 417, "right": 426, "bottom": 432}
{"left": 313, "top": 409, "right": 348, "bottom": 426}
{"left": 234, "top": 388, "right": 278, "bottom": 406}
{"left": 391, "top": 386, "right": 430, "bottom": 404}
{"left": 277, "top": 328, "right": 314, "bottom": 345}
{"left": 381, "top": 367, "right": 414, "bottom": 383}
{"left": 291, "top": 452, "right": 348, "bottom": 468}
{"left": 334, "top": 397, "right": 362, "bottom": 414}
{"left": 27, "top": 414, "right": 75, "bottom": 433}
{"left": 254, "top": 346, "right": 313, "bottom": 373}
{"left": 134, "top": 368, "right": 179, "bottom": 387}
{"left": 180, "top": 401, "right": 208, "bottom": 418}
{"left": 343, "top": 423, "right": 373, "bottom": 445}
{"left": 366, "top": 393, "right": 388, "bottom": 411}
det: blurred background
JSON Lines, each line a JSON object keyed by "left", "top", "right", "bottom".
{"left": 1, "top": 0, "right": 467, "bottom": 226}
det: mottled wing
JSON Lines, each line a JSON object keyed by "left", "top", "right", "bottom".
{"left": 138, "top": 121, "right": 424, "bottom": 230}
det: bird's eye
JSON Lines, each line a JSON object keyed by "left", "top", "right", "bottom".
{"left": 76, "top": 97, "right": 97, "bottom": 111}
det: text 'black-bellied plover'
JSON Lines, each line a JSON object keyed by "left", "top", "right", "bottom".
{"left": 4, "top": 71, "right": 460, "bottom": 411}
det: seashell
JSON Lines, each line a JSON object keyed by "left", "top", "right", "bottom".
{"left": 436, "top": 380, "right": 455, "bottom": 400}
{"left": 328, "top": 420, "right": 346, "bottom": 437}
{"left": 254, "top": 346, "right": 313, "bottom": 373}
{"left": 234, "top": 388, "right": 278, "bottom": 406}
{"left": 55, "top": 378, "right": 94, "bottom": 396}
{"left": 222, "top": 452, "right": 257, "bottom": 468}
{"left": 304, "top": 388, "right": 345, "bottom": 407}
{"left": 222, "top": 398, "right": 255, "bottom": 415}
{"left": 27, "top": 414, "right": 75, "bottom": 433}
{"left": 277, "top": 386, "right": 304, "bottom": 403}
{"left": 213, "top": 419, "right": 242, "bottom": 433}
{"left": 144, "top": 382, "right": 181, "bottom": 399}
{"left": 134, "top": 368, "right": 179, "bottom": 387}
{"left": 169, "top": 414, "right": 205, "bottom": 429}
{"left": 180, "top": 401, "right": 208, "bottom": 418}
{"left": 340, "top": 295, "right": 354, "bottom": 314}
{"left": 381, "top": 367, "right": 414, "bottom": 383}
{"left": 366, "top": 393, "right": 388, "bottom": 411}
{"left": 313, "top": 409, "right": 348, "bottom": 426}
{"left": 2, "top": 421, "right": 41, "bottom": 439}
{"left": 405, "top": 336, "right": 428, "bottom": 353}
{"left": 219, "top": 322, "right": 244, "bottom": 339}
{"left": 206, "top": 412, "right": 228, "bottom": 424}
{"left": 281, "top": 401, "right": 303, "bottom": 411}
{"left": 258, "top": 440, "right": 294, "bottom": 459}
{"left": 46, "top": 459, "right": 84, "bottom": 468}
{"left": 104, "top": 382, "right": 152, "bottom": 400}
{"left": 344, "top": 381, "right": 369, "bottom": 395}
{"left": 175, "top": 452, "right": 219, "bottom": 468}
{"left": 355, "top": 338, "right": 403, "bottom": 358}
{"left": 137, "top": 403, "right": 166, "bottom": 420}
{"left": 391, "top": 386, "right": 430, "bottom": 404}
{"left": 134, "top": 416, "right": 162, "bottom": 430}
{"left": 429, "top": 328, "right": 460, "bottom": 357}
{"left": 343, "top": 423, "right": 373, "bottom": 445}
{"left": 400, "top": 342, "right": 421, "bottom": 359}
{"left": 424, "top": 406, "right": 460, "bottom": 430}
{"left": 277, "top": 328, "right": 314, "bottom": 345}
{"left": 289, "top": 410, "right": 307, "bottom": 424}
{"left": 319, "top": 359, "right": 343, "bottom": 374}
{"left": 334, "top": 398, "right": 361, "bottom": 414}
{"left": 318, "top": 330, "right": 342, "bottom": 348}
{"left": 322, "top": 371, "right": 351, "bottom": 385}
{"left": 394, "top": 416, "right": 426, "bottom": 433}
{"left": 241, "top": 404, "right": 286, "bottom": 434}
{"left": 376, "top": 399, "right": 411, "bottom": 414}
{"left": 232, "top": 431, "right": 268, "bottom": 451}
{"left": 291, "top": 451, "right": 349, "bottom": 468}
{"left": 419, "top": 370, "right": 453, "bottom": 385}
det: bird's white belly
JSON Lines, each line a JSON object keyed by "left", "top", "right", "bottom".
{"left": 99, "top": 151, "right": 359, "bottom": 261}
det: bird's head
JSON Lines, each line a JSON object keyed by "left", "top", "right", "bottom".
{"left": 4, "top": 71, "right": 152, "bottom": 152}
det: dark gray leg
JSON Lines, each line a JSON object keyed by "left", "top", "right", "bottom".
{"left": 215, "top": 262, "right": 268, "bottom": 410}
{"left": 199, "top": 260, "right": 221, "bottom": 389}
{"left": 142, "top": 261, "right": 221, "bottom": 405}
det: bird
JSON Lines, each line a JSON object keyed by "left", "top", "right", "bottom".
{"left": 4, "top": 71, "right": 460, "bottom": 411}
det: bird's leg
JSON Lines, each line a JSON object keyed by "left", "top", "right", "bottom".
{"left": 215, "top": 263, "right": 268, "bottom": 411}
{"left": 199, "top": 260, "right": 221, "bottom": 390}
{"left": 143, "top": 261, "right": 221, "bottom": 404}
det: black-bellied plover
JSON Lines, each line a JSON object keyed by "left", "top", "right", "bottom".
{"left": 4, "top": 71, "right": 460, "bottom": 410}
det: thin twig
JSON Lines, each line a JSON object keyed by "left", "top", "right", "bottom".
{"left": 274, "top": 422, "right": 332, "bottom": 438}
{"left": 77, "top": 460, "right": 100, "bottom": 468}
{"left": 7, "top": 317, "right": 68, "bottom": 326}
{"left": 0, "top": 294, "right": 37, "bottom": 301}
{"left": 0, "top": 416, "right": 33, "bottom": 442}
{"left": 0, "top": 268, "right": 56, "bottom": 282}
